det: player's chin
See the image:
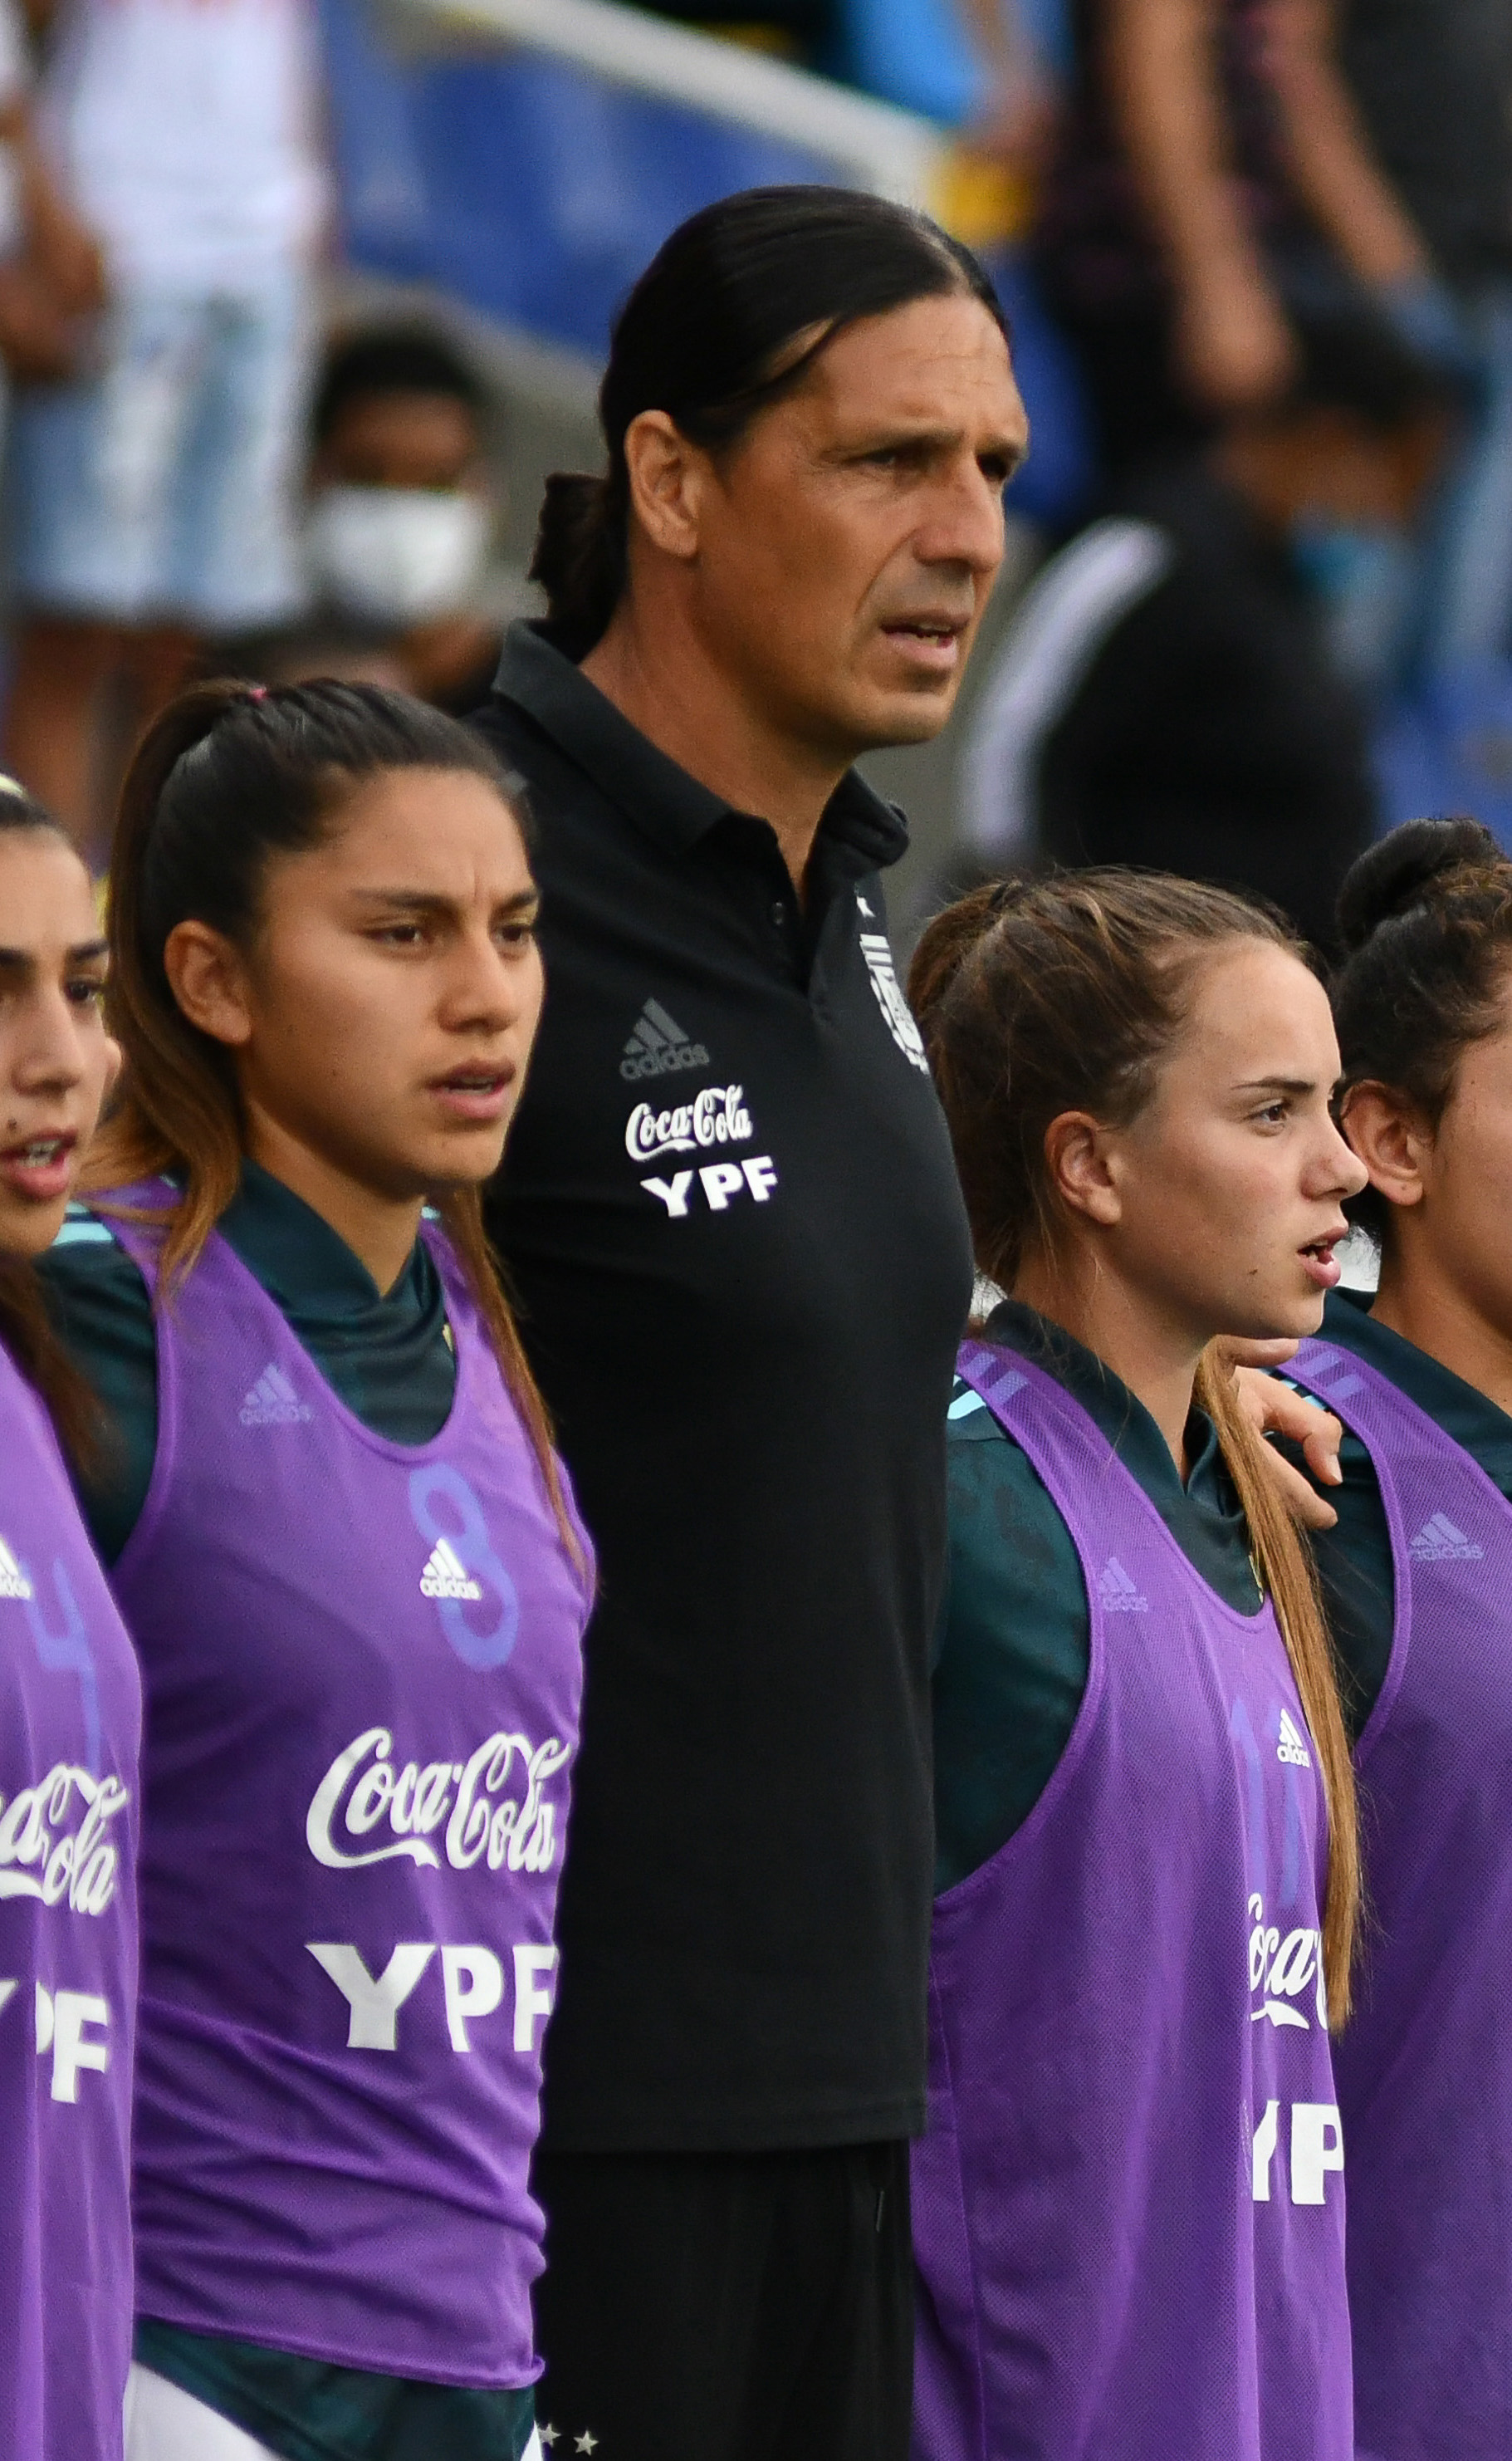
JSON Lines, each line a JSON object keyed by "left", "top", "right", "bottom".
{"left": 0, "top": 1187, "right": 69, "bottom": 1260}
{"left": 415, "top": 1120, "right": 512, "bottom": 1192}
{"left": 1219, "top": 1276, "right": 1326, "bottom": 1346}
{"left": 1261, "top": 1277, "right": 1329, "bottom": 1341}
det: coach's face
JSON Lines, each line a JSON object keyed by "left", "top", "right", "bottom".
{"left": 629, "top": 293, "right": 1026, "bottom": 759}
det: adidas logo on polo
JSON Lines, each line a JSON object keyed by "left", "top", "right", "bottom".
{"left": 420, "top": 1537, "right": 482, "bottom": 1601}
{"left": 619, "top": 999, "right": 711, "bottom": 1083}
{"left": 239, "top": 1363, "right": 312, "bottom": 1428}
{"left": 1409, "top": 1512, "right": 1484, "bottom": 1563}
{"left": 0, "top": 1537, "right": 32, "bottom": 1601}
{"left": 1277, "top": 1708, "right": 1312, "bottom": 1769}
{"left": 1098, "top": 1557, "right": 1149, "bottom": 1613}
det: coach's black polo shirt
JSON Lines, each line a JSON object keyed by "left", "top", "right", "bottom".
{"left": 474, "top": 623, "right": 974, "bottom": 2152}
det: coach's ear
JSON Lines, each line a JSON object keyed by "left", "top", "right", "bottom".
{"left": 1338, "top": 1081, "right": 1429, "bottom": 1213}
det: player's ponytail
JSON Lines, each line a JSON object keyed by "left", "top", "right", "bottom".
{"left": 910, "top": 870, "right": 1360, "bottom": 2019}
{"left": 92, "top": 679, "right": 578, "bottom": 1553}
{"left": 1193, "top": 1353, "right": 1359, "bottom": 2021}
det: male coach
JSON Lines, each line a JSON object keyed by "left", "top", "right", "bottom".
{"left": 473, "top": 186, "right": 1027, "bottom": 2461}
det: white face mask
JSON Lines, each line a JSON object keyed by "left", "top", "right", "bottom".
{"left": 306, "top": 487, "right": 492, "bottom": 624}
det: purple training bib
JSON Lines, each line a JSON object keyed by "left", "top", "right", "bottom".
{"left": 1291, "top": 1335, "right": 1512, "bottom": 2459}
{"left": 912, "top": 1340, "right": 1351, "bottom": 2461}
{"left": 0, "top": 1340, "right": 141, "bottom": 2461}
{"left": 104, "top": 1187, "right": 592, "bottom": 2388}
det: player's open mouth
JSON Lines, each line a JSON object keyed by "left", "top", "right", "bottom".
{"left": 1299, "top": 1229, "right": 1346, "bottom": 1291}
{"left": 430, "top": 1066, "right": 516, "bottom": 1124}
{"left": 0, "top": 1131, "right": 76, "bottom": 1203}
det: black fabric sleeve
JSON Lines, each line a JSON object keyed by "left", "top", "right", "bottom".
{"left": 932, "top": 1414, "right": 1091, "bottom": 1893}
{"left": 35, "top": 1234, "right": 158, "bottom": 1566}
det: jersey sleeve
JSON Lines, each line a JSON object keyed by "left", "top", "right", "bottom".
{"left": 932, "top": 1385, "right": 1091, "bottom": 1892}
{"left": 35, "top": 1208, "right": 158, "bottom": 1566}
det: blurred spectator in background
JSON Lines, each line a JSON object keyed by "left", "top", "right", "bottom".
{"left": 253, "top": 323, "right": 504, "bottom": 713}
{"left": 957, "top": 297, "right": 1446, "bottom": 944}
{"left": 0, "top": 0, "right": 105, "bottom": 390}
{"left": 1264, "top": 0, "right": 1512, "bottom": 674}
{"left": 1031, "top": 0, "right": 1431, "bottom": 474}
{"left": 1, "top": 0, "right": 325, "bottom": 855}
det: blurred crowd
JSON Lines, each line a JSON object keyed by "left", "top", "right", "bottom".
{"left": 0, "top": 0, "right": 1506, "bottom": 939}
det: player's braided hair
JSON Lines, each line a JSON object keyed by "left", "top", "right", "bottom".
{"left": 910, "top": 870, "right": 1360, "bottom": 2022}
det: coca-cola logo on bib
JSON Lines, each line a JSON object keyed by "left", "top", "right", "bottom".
{"left": 306, "top": 1726, "right": 571, "bottom": 1877}
{"left": 0, "top": 1763, "right": 130, "bottom": 1915}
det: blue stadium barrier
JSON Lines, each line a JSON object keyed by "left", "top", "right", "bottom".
{"left": 321, "top": 0, "right": 843, "bottom": 357}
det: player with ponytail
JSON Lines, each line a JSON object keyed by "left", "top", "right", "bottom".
{"left": 908, "top": 870, "right": 1362, "bottom": 2461}
{"left": 1282, "top": 816, "right": 1512, "bottom": 2460}
{"left": 0, "top": 781, "right": 139, "bottom": 2459}
{"left": 39, "top": 680, "right": 592, "bottom": 2461}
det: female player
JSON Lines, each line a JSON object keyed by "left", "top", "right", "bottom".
{"left": 907, "top": 871, "right": 1363, "bottom": 2461}
{"left": 0, "top": 781, "right": 140, "bottom": 2458}
{"left": 41, "top": 680, "right": 593, "bottom": 2461}
{"left": 1283, "top": 817, "right": 1512, "bottom": 2460}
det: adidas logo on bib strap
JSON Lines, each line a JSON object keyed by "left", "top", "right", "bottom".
{"left": 620, "top": 999, "right": 711, "bottom": 1083}
{"left": 1276, "top": 1708, "right": 1313, "bottom": 1769}
{"left": 239, "top": 1363, "right": 312, "bottom": 1428}
{"left": 1098, "top": 1557, "right": 1149, "bottom": 1613}
{"left": 420, "top": 1537, "right": 482, "bottom": 1601}
{"left": 1409, "top": 1511, "right": 1485, "bottom": 1562}
{"left": 0, "top": 1537, "right": 32, "bottom": 1601}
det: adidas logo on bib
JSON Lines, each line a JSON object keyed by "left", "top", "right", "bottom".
{"left": 620, "top": 999, "right": 711, "bottom": 1083}
{"left": 239, "top": 1363, "right": 312, "bottom": 1428}
{"left": 1098, "top": 1557, "right": 1149, "bottom": 1613}
{"left": 0, "top": 1537, "right": 32, "bottom": 1601}
{"left": 420, "top": 1537, "right": 482, "bottom": 1601}
{"left": 1409, "top": 1512, "right": 1484, "bottom": 1562}
{"left": 1276, "top": 1708, "right": 1312, "bottom": 1769}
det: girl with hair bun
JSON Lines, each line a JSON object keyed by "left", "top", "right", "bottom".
{"left": 1282, "top": 815, "right": 1512, "bottom": 2461}
{"left": 908, "top": 870, "right": 1363, "bottom": 2461}
{"left": 0, "top": 782, "right": 139, "bottom": 2459}
{"left": 38, "top": 680, "right": 593, "bottom": 2461}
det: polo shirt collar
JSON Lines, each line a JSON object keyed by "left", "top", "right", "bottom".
{"left": 491, "top": 620, "right": 910, "bottom": 874}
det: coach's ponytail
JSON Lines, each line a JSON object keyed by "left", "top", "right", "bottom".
{"left": 530, "top": 184, "right": 1004, "bottom": 660}
{"left": 911, "top": 870, "right": 1361, "bottom": 2020}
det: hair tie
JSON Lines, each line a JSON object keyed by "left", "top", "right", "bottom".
{"left": 247, "top": 685, "right": 268, "bottom": 703}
